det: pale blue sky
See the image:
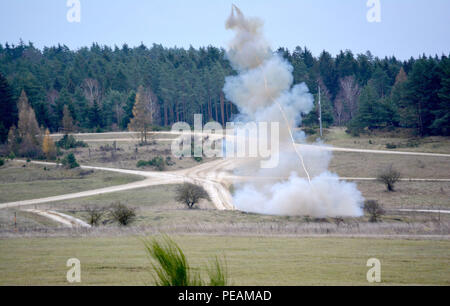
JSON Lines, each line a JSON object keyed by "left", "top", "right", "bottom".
{"left": 0, "top": 0, "right": 449, "bottom": 60}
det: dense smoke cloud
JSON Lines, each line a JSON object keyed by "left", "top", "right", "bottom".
{"left": 224, "top": 5, "right": 364, "bottom": 218}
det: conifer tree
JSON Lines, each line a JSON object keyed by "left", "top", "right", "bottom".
{"left": 0, "top": 73, "right": 17, "bottom": 143}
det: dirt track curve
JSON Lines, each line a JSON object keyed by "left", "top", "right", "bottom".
{"left": 1, "top": 140, "right": 450, "bottom": 227}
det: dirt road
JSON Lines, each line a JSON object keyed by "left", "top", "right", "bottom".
{"left": 0, "top": 159, "right": 235, "bottom": 211}
{"left": 24, "top": 209, "right": 91, "bottom": 228}
{"left": 1, "top": 137, "right": 449, "bottom": 225}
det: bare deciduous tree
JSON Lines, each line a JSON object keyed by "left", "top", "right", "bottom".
{"left": 82, "top": 78, "right": 102, "bottom": 106}
{"left": 175, "top": 183, "right": 210, "bottom": 209}
{"left": 377, "top": 164, "right": 401, "bottom": 192}
{"left": 334, "top": 98, "right": 344, "bottom": 126}
{"left": 364, "top": 200, "right": 385, "bottom": 222}
{"left": 109, "top": 202, "right": 136, "bottom": 226}
{"left": 336, "top": 76, "right": 361, "bottom": 124}
{"left": 85, "top": 206, "right": 106, "bottom": 227}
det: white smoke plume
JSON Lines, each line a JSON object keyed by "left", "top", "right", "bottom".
{"left": 224, "top": 5, "right": 364, "bottom": 218}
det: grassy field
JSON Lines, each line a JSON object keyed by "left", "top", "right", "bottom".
{"left": 0, "top": 235, "right": 448, "bottom": 286}
{"left": 0, "top": 162, "right": 143, "bottom": 203}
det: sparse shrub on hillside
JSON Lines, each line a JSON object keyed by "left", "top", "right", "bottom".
{"left": 62, "top": 153, "right": 80, "bottom": 169}
{"left": 144, "top": 236, "right": 228, "bottom": 286}
{"left": 364, "top": 200, "right": 385, "bottom": 223}
{"left": 109, "top": 202, "right": 136, "bottom": 226}
{"left": 175, "top": 183, "right": 210, "bottom": 209}
{"left": 85, "top": 206, "right": 106, "bottom": 227}
{"left": 377, "top": 164, "right": 401, "bottom": 192}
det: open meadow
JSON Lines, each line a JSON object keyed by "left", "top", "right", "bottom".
{"left": 0, "top": 236, "right": 448, "bottom": 286}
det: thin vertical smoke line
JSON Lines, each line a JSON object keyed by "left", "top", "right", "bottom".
{"left": 261, "top": 60, "right": 312, "bottom": 183}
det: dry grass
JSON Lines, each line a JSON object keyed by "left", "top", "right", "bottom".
{"left": 356, "top": 180, "right": 449, "bottom": 209}
{"left": 329, "top": 151, "right": 450, "bottom": 179}
{"left": 322, "top": 127, "right": 450, "bottom": 154}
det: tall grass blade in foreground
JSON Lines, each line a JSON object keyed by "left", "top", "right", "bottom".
{"left": 144, "top": 236, "right": 229, "bottom": 286}
{"left": 207, "top": 256, "right": 228, "bottom": 286}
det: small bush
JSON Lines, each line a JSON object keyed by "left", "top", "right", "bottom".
{"left": 144, "top": 236, "right": 228, "bottom": 286}
{"left": 406, "top": 139, "right": 420, "bottom": 148}
{"left": 150, "top": 156, "right": 166, "bottom": 171}
{"left": 136, "top": 160, "right": 148, "bottom": 168}
{"left": 109, "top": 203, "right": 136, "bottom": 226}
{"left": 377, "top": 164, "right": 401, "bottom": 192}
{"left": 85, "top": 206, "right": 106, "bottom": 227}
{"left": 175, "top": 183, "right": 210, "bottom": 209}
{"left": 165, "top": 156, "right": 175, "bottom": 166}
{"left": 136, "top": 156, "right": 166, "bottom": 171}
{"left": 345, "top": 121, "right": 361, "bottom": 137}
{"left": 303, "top": 127, "right": 317, "bottom": 135}
{"left": 0, "top": 158, "right": 4, "bottom": 167}
{"left": 7, "top": 152, "right": 15, "bottom": 160}
{"left": 56, "top": 134, "right": 88, "bottom": 150}
{"left": 364, "top": 200, "right": 385, "bottom": 223}
{"left": 385, "top": 143, "right": 397, "bottom": 149}
{"left": 193, "top": 156, "right": 203, "bottom": 163}
{"left": 62, "top": 153, "right": 80, "bottom": 169}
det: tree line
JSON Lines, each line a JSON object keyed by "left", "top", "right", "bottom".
{"left": 0, "top": 41, "right": 449, "bottom": 146}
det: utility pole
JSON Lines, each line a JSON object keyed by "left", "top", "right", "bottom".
{"left": 318, "top": 84, "right": 323, "bottom": 138}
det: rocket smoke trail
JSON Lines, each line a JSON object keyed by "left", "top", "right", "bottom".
{"left": 223, "top": 5, "right": 364, "bottom": 217}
